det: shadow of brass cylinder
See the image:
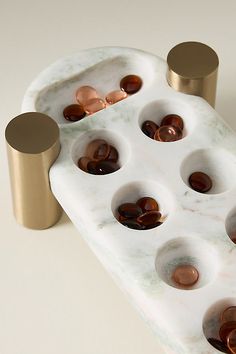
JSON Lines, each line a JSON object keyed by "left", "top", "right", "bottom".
{"left": 167, "top": 41, "right": 219, "bottom": 107}
{"left": 5, "top": 112, "right": 62, "bottom": 229}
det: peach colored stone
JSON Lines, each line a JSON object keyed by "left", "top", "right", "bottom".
{"left": 76, "top": 86, "right": 98, "bottom": 105}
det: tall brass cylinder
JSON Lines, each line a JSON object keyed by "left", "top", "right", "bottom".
{"left": 5, "top": 112, "right": 62, "bottom": 230}
{"left": 167, "top": 41, "right": 219, "bottom": 107}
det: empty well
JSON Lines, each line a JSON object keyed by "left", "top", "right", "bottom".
{"left": 155, "top": 237, "right": 219, "bottom": 290}
{"left": 35, "top": 54, "right": 155, "bottom": 125}
{"left": 111, "top": 180, "right": 174, "bottom": 229}
{"left": 71, "top": 129, "right": 130, "bottom": 173}
{"left": 139, "top": 98, "right": 195, "bottom": 140}
{"left": 181, "top": 148, "right": 236, "bottom": 194}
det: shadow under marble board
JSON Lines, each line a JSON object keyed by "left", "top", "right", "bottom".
{"left": 22, "top": 47, "right": 236, "bottom": 354}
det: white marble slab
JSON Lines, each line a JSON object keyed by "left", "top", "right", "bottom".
{"left": 22, "top": 47, "right": 236, "bottom": 354}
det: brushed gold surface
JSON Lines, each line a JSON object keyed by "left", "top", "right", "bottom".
{"left": 5, "top": 112, "right": 62, "bottom": 229}
{"left": 167, "top": 41, "right": 219, "bottom": 107}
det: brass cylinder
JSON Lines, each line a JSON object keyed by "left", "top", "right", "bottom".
{"left": 167, "top": 41, "right": 219, "bottom": 107}
{"left": 5, "top": 112, "right": 62, "bottom": 230}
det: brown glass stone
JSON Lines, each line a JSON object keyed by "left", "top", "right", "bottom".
{"left": 172, "top": 265, "right": 199, "bottom": 288}
{"left": 105, "top": 145, "right": 119, "bottom": 163}
{"left": 105, "top": 90, "right": 128, "bottom": 105}
{"left": 118, "top": 203, "right": 143, "bottom": 219}
{"left": 78, "top": 156, "right": 92, "bottom": 172}
{"left": 84, "top": 98, "right": 106, "bottom": 115}
{"left": 221, "top": 307, "right": 236, "bottom": 324}
{"left": 229, "top": 231, "right": 236, "bottom": 244}
{"left": 95, "top": 161, "right": 119, "bottom": 175}
{"left": 207, "top": 338, "right": 230, "bottom": 353}
{"left": 160, "top": 114, "right": 184, "bottom": 130}
{"left": 137, "top": 211, "right": 161, "bottom": 227}
{"left": 63, "top": 104, "right": 86, "bottom": 122}
{"left": 85, "top": 139, "right": 110, "bottom": 161}
{"left": 136, "top": 197, "right": 159, "bottom": 213}
{"left": 145, "top": 221, "right": 163, "bottom": 230}
{"left": 219, "top": 321, "right": 236, "bottom": 344}
{"left": 188, "top": 171, "right": 212, "bottom": 193}
{"left": 154, "top": 125, "right": 183, "bottom": 142}
{"left": 76, "top": 86, "right": 98, "bottom": 105}
{"left": 227, "top": 328, "right": 236, "bottom": 353}
{"left": 86, "top": 160, "right": 98, "bottom": 174}
{"left": 120, "top": 75, "right": 142, "bottom": 94}
{"left": 141, "top": 120, "right": 159, "bottom": 139}
{"left": 121, "top": 219, "right": 144, "bottom": 230}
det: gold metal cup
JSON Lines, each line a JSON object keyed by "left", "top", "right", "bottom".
{"left": 5, "top": 112, "right": 62, "bottom": 230}
{"left": 167, "top": 41, "right": 219, "bottom": 107}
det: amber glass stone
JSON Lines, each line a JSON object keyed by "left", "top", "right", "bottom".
{"left": 160, "top": 114, "right": 184, "bottom": 131}
{"left": 219, "top": 321, "right": 236, "bottom": 344}
{"left": 95, "top": 161, "right": 119, "bottom": 175}
{"left": 105, "top": 90, "right": 128, "bottom": 105}
{"left": 78, "top": 156, "right": 92, "bottom": 172}
{"left": 121, "top": 219, "right": 144, "bottom": 230}
{"left": 76, "top": 85, "right": 98, "bottom": 105}
{"left": 221, "top": 307, "right": 236, "bottom": 324}
{"left": 227, "top": 328, "right": 236, "bottom": 353}
{"left": 84, "top": 98, "right": 106, "bottom": 115}
{"left": 188, "top": 171, "right": 212, "bottom": 193}
{"left": 63, "top": 104, "right": 86, "bottom": 122}
{"left": 120, "top": 75, "right": 142, "bottom": 94}
{"left": 229, "top": 231, "right": 236, "bottom": 244}
{"left": 155, "top": 125, "right": 183, "bottom": 142}
{"left": 141, "top": 120, "right": 159, "bottom": 139}
{"left": 87, "top": 160, "right": 98, "bottom": 175}
{"left": 172, "top": 265, "right": 199, "bottom": 288}
{"left": 118, "top": 203, "right": 143, "bottom": 219}
{"left": 85, "top": 139, "right": 110, "bottom": 161}
{"left": 137, "top": 211, "right": 161, "bottom": 227}
{"left": 136, "top": 197, "right": 159, "bottom": 213}
{"left": 207, "top": 338, "right": 230, "bottom": 353}
{"left": 105, "top": 146, "right": 119, "bottom": 163}
{"left": 145, "top": 221, "right": 163, "bottom": 230}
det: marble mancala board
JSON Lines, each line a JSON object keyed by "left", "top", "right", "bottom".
{"left": 22, "top": 47, "right": 236, "bottom": 354}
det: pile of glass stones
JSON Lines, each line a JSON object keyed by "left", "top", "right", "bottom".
{"left": 116, "top": 197, "right": 164, "bottom": 230}
{"left": 63, "top": 75, "right": 142, "bottom": 122}
{"left": 208, "top": 306, "right": 236, "bottom": 353}
{"left": 141, "top": 114, "right": 184, "bottom": 142}
{"left": 78, "top": 139, "right": 120, "bottom": 175}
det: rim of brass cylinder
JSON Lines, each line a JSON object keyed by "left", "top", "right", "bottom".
{"left": 167, "top": 41, "right": 219, "bottom": 107}
{"left": 5, "top": 112, "right": 62, "bottom": 230}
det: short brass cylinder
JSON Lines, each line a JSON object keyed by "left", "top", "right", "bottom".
{"left": 167, "top": 41, "right": 219, "bottom": 107}
{"left": 5, "top": 112, "right": 62, "bottom": 230}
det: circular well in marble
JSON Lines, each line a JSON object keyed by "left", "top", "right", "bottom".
{"left": 155, "top": 236, "right": 219, "bottom": 290}
{"left": 225, "top": 207, "right": 236, "bottom": 244}
{"left": 138, "top": 98, "right": 195, "bottom": 141}
{"left": 203, "top": 298, "right": 236, "bottom": 351}
{"left": 181, "top": 148, "right": 236, "bottom": 195}
{"left": 111, "top": 180, "right": 174, "bottom": 230}
{"left": 71, "top": 129, "right": 130, "bottom": 174}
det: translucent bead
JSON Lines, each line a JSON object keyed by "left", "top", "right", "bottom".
{"left": 105, "top": 90, "right": 128, "bottom": 105}
{"left": 83, "top": 98, "right": 106, "bottom": 114}
{"left": 154, "top": 125, "right": 182, "bottom": 142}
{"left": 188, "top": 171, "right": 212, "bottom": 193}
{"left": 120, "top": 75, "right": 142, "bottom": 94}
{"left": 63, "top": 104, "right": 86, "bottom": 122}
{"left": 161, "top": 114, "right": 184, "bottom": 130}
{"left": 76, "top": 86, "right": 98, "bottom": 105}
{"left": 172, "top": 265, "right": 199, "bottom": 288}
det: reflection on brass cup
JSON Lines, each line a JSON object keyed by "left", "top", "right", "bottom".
{"left": 5, "top": 112, "right": 62, "bottom": 230}
{"left": 167, "top": 41, "right": 219, "bottom": 107}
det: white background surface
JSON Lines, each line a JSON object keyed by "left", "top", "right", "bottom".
{"left": 1, "top": 1, "right": 236, "bottom": 353}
